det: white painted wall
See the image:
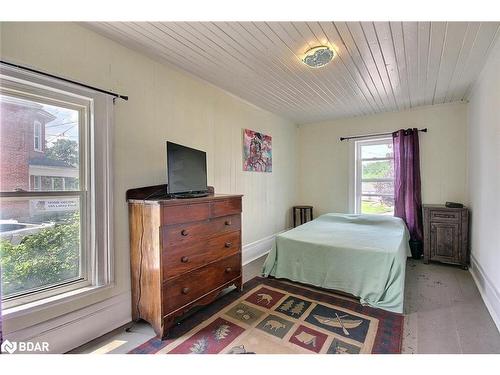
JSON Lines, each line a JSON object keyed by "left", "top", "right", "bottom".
{"left": 0, "top": 22, "right": 298, "bottom": 347}
{"left": 467, "top": 38, "right": 500, "bottom": 329}
{"left": 297, "top": 102, "right": 468, "bottom": 215}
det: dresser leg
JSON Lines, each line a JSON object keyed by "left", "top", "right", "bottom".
{"left": 161, "top": 317, "right": 175, "bottom": 340}
{"left": 235, "top": 275, "right": 243, "bottom": 292}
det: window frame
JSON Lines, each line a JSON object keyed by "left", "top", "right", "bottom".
{"left": 353, "top": 137, "right": 395, "bottom": 215}
{"left": 0, "top": 64, "right": 114, "bottom": 311}
{"left": 31, "top": 175, "right": 41, "bottom": 191}
{"left": 33, "top": 120, "right": 42, "bottom": 152}
{"left": 1, "top": 84, "right": 91, "bottom": 305}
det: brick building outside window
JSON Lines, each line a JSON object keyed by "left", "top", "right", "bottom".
{"left": 0, "top": 96, "right": 79, "bottom": 222}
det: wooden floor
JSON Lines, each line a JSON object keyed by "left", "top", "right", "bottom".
{"left": 71, "top": 256, "right": 500, "bottom": 354}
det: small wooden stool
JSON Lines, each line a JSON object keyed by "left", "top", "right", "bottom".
{"left": 293, "top": 206, "right": 313, "bottom": 227}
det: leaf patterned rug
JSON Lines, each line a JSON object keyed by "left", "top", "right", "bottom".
{"left": 129, "top": 277, "right": 403, "bottom": 354}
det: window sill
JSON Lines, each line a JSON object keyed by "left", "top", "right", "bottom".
{"left": 3, "top": 283, "right": 115, "bottom": 320}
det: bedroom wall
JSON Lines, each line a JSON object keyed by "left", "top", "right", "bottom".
{"left": 297, "top": 102, "right": 468, "bottom": 215}
{"left": 467, "top": 38, "right": 500, "bottom": 330}
{"left": 0, "top": 22, "right": 299, "bottom": 348}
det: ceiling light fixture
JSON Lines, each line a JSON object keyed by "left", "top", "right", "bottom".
{"left": 302, "top": 45, "right": 335, "bottom": 68}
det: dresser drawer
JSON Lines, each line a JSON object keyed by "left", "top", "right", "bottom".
{"left": 430, "top": 210, "right": 460, "bottom": 222}
{"left": 162, "top": 231, "right": 241, "bottom": 280}
{"left": 162, "top": 214, "right": 241, "bottom": 247}
{"left": 161, "top": 203, "right": 210, "bottom": 225}
{"left": 211, "top": 199, "right": 242, "bottom": 218}
{"left": 162, "top": 254, "right": 241, "bottom": 314}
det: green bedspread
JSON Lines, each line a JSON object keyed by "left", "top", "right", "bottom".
{"left": 262, "top": 213, "right": 410, "bottom": 313}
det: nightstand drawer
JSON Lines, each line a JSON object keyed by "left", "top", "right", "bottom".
{"left": 430, "top": 210, "right": 460, "bottom": 222}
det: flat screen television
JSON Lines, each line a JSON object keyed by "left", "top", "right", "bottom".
{"left": 166, "top": 141, "right": 208, "bottom": 198}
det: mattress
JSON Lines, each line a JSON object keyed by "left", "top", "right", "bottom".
{"left": 262, "top": 213, "right": 410, "bottom": 313}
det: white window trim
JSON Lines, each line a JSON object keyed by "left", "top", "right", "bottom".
{"left": 353, "top": 136, "right": 394, "bottom": 214}
{"left": 33, "top": 120, "right": 42, "bottom": 152}
{"left": 30, "top": 175, "right": 41, "bottom": 191}
{"left": 0, "top": 64, "right": 114, "bottom": 315}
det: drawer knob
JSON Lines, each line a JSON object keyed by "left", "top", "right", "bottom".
{"left": 224, "top": 242, "right": 232, "bottom": 248}
{"left": 181, "top": 287, "right": 190, "bottom": 294}
{"left": 225, "top": 267, "right": 232, "bottom": 273}
{"left": 225, "top": 220, "right": 231, "bottom": 226}
{"left": 181, "top": 256, "right": 189, "bottom": 263}
{"left": 181, "top": 229, "right": 188, "bottom": 236}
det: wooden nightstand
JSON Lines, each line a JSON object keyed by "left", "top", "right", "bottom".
{"left": 423, "top": 205, "right": 469, "bottom": 270}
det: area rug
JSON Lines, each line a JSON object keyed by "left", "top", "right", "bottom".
{"left": 129, "top": 276, "right": 403, "bottom": 354}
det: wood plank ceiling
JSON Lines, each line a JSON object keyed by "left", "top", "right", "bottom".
{"left": 86, "top": 22, "right": 499, "bottom": 124}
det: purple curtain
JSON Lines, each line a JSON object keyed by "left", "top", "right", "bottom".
{"left": 393, "top": 128, "right": 423, "bottom": 251}
{"left": 0, "top": 264, "right": 3, "bottom": 352}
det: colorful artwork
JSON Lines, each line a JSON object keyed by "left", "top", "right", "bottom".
{"left": 243, "top": 129, "right": 272, "bottom": 172}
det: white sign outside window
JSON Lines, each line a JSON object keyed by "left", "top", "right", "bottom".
{"left": 30, "top": 198, "right": 78, "bottom": 213}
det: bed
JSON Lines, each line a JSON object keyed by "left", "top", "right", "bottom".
{"left": 262, "top": 213, "right": 410, "bottom": 313}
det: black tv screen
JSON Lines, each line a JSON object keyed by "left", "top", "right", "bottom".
{"left": 167, "top": 142, "right": 208, "bottom": 195}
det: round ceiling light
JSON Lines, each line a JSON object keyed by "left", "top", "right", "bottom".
{"left": 302, "top": 45, "right": 335, "bottom": 68}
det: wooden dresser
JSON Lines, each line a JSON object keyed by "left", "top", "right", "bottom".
{"left": 423, "top": 204, "right": 469, "bottom": 269}
{"left": 127, "top": 184, "right": 243, "bottom": 339}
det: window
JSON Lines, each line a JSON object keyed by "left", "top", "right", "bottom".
{"left": 354, "top": 138, "right": 395, "bottom": 215}
{"left": 33, "top": 120, "right": 42, "bottom": 151}
{"left": 0, "top": 64, "right": 113, "bottom": 309}
{"left": 31, "top": 175, "right": 41, "bottom": 191}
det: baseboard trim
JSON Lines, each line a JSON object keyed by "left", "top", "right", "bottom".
{"left": 5, "top": 291, "right": 131, "bottom": 354}
{"left": 469, "top": 254, "right": 500, "bottom": 332}
{"left": 242, "top": 228, "right": 290, "bottom": 266}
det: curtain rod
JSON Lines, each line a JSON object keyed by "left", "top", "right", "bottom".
{"left": 339, "top": 128, "right": 427, "bottom": 142}
{"left": 0, "top": 60, "right": 128, "bottom": 102}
